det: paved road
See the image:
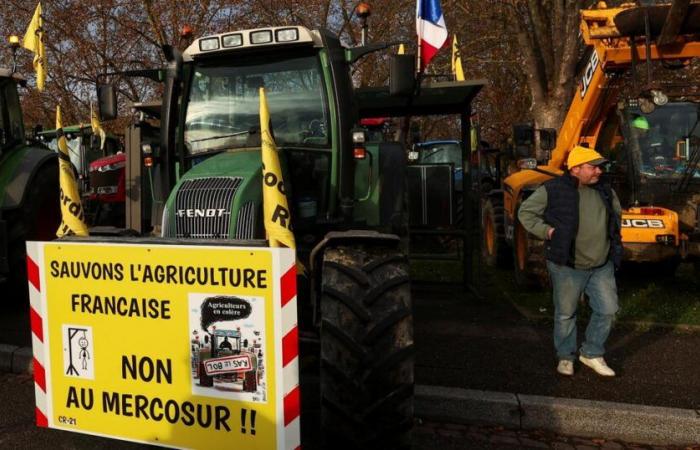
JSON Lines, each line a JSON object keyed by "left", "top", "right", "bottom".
{"left": 413, "top": 282, "right": 700, "bottom": 410}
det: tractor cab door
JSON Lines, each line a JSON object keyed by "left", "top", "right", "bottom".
{"left": 0, "top": 79, "right": 25, "bottom": 154}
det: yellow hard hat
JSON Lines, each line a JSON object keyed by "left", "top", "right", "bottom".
{"left": 567, "top": 145, "right": 607, "bottom": 168}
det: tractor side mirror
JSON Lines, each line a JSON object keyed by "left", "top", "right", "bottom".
{"left": 539, "top": 128, "right": 557, "bottom": 151}
{"left": 97, "top": 83, "right": 117, "bottom": 121}
{"left": 390, "top": 54, "right": 415, "bottom": 96}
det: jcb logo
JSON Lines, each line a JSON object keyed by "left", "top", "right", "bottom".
{"left": 580, "top": 51, "right": 599, "bottom": 99}
{"left": 621, "top": 219, "right": 664, "bottom": 228}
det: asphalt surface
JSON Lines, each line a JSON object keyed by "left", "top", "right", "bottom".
{"left": 413, "top": 281, "right": 700, "bottom": 411}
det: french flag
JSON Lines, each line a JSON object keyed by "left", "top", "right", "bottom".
{"left": 416, "top": 0, "right": 448, "bottom": 71}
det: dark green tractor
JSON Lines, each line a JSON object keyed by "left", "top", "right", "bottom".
{"left": 0, "top": 69, "right": 60, "bottom": 302}
{"left": 100, "top": 25, "right": 481, "bottom": 448}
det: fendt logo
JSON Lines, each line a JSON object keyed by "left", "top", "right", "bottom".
{"left": 621, "top": 219, "right": 665, "bottom": 228}
{"left": 176, "top": 208, "right": 230, "bottom": 218}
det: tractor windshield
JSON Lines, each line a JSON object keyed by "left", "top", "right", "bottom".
{"left": 184, "top": 53, "right": 329, "bottom": 155}
{"left": 621, "top": 103, "right": 700, "bottom": 179}
{"left": 415, "top": 142, "right": 462, "bottom": 167}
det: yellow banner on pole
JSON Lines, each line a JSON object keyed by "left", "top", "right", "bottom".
{"left": 22, "top": 3, "right": 46, "bottom": 91}
{"left": 451, "top": 34, "right": 465, "bottom": 82}
{"left": 259, "top": 87, "right": 295, "bottom": 249}
{"left": 55, "top": 105, "right": 89, "bottom": 237}
{"left": 90, "top": 103, "right": 106, "bottom": 150}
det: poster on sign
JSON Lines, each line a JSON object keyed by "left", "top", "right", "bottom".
{"left": 26, "top": 240, "right": 299, "bottom": 450}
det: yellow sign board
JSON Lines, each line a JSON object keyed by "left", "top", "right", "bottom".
{"left": 27, "top": 241, "right": 299, "bottom": 450}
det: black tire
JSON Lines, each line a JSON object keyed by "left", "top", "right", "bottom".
{"left": 481, "top": 196, "right": 510, "bottom": 268}
{"left": 512, "top": 220, "right": 548, "bottom": 289}
{"left": 5, "top": 163, "right": 61, "bottom": 304}
{"left": 320, "top": 244, "right": 413, "bottom": 450}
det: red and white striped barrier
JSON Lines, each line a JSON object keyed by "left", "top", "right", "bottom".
{"left": 278, "top": 251, "right": 300, "bottom": 450}
{"left": 26, "top": 244, "right": 48, "bottom": 428}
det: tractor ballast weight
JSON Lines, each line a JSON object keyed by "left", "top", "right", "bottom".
{"left": 99, "top": 25, "right": 482, "bottom": 447}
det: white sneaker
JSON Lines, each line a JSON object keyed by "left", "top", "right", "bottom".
{"left": 557, "top": 359, "right": 574, "bottom": 376}
{"left": 579, "top": 355, "right": 615, "bottom": 377}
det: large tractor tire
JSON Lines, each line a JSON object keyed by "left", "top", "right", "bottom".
{"left": 512, "top": 220, "right": 548, "bottom": 289}
{"left": 6, "top": 164, "right": 61, "bottom": 304}
{"left": 320, "top": 243, "right": 413, "bottom": 449}
{"left": 481, "top": 196, "right": 510, "bottom": 268}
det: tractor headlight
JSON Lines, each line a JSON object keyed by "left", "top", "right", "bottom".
{"left": 352, "top": 130, "right": 366, "bottom": 144}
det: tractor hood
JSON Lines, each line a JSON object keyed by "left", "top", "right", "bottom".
{"left": 161, "top": 150, "right": 262, "bottom": 240}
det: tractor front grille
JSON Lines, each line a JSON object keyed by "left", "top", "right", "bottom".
{"left": 170, "top": 177, "right": 243, "bottom": 239}
{"left": 235, "top": 201, "right": 256, "bottom": 240}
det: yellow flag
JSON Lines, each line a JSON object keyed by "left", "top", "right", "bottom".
{"left": 398, "top": 44, "right": 405, "bottom": 55}
{"left": 259, "top": 87, "right": 295, "bottom": 249}
{"left": 22, "top": 3, "right": 46, "bottom": 91}
{"left": 90, "top": 102, "right": 106, "bottom": 150}
{"left": 55, "top": 105, "right": 89, "bottom": 237}
{"left": 451, "top": 34, "right": 465, "bottom": 82}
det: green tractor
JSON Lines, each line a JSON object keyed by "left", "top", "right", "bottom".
{"left": 99, "top": 25, "right": 480, "bottom": 448}
{"left": 0, "top": 69, "right": 60, "bottom": 300}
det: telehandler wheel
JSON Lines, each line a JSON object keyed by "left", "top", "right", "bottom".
{"left": 320, "top": 244, "right": 413, "bottom": 449}
{"left": 6, "top": 164, "right": 60, "bottom": 303}
{"left": 481, "top": 197, "right": 510, "bottom": 268}
{"left": 512, "top": 220, "right": 548, "bottom": 289}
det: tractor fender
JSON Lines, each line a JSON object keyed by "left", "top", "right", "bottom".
{"left": 1, "top": 146, "right": 58, "bottom": 210}
{"left": 308, "top": 230, "right": 401, "bottom": 326}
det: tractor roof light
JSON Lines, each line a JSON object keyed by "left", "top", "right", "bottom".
{"left": 222, "top": 33, "right": 243, "bottom": 48}
{"left": 199, "top": 37, "right": 220, "bottom": 52}
{"left": 275, "top": 28, "right": 298, "bottom": 42}
{"left": 250, "top": 30, "right": 273, "bottom": 45}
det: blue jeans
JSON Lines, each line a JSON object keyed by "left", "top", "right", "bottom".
{"left": 546, "top": 260, "right": 619, "bottom": 361}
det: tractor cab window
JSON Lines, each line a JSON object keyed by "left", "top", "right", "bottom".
{"left": 620, "top": 103, "right": 700, "bottom": 179}
{"left": 184, "top": 53, "right": 329, "bottom": 156}
{"left": 415, "top": 142, "right": 462, "bottom": 167}
{"left": 0, "top": 81, "right": 24, "bottom": 148}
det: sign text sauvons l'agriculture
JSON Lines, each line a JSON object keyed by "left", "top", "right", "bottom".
{"left": 29, "top": 241, "right": 297, "bottom": 450}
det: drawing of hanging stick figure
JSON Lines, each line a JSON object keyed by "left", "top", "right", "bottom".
{"left": 78, "top": 332, "right": 90, "bottom": 370}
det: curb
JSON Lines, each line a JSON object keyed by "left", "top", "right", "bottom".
{"left": 0, "top": 344, "right": 33, "bottom": 375}
{"left": 416, "top": 385, "right": 700, "bottom": 446}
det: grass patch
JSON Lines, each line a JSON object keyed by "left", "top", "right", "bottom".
{"left": 493, "top": 263, "right": 700, "bottom": 327}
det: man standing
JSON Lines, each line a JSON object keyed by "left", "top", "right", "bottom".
{"left": 518, "top": 146, "right": 622, "bottom": 377}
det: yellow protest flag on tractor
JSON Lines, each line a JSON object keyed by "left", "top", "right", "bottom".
{"left": 451, "top": 34, "right": 465, "bottom": 82}
{"left": 398, "top": 43, "right": 405, "bottom": 55}
{"left": 259, "top": 87, "right": 295, "bottom": 249}
{"left": 22, "top": 3, "right": 46, "bottom": 91}
{"left": 55, "top": 105, "right": 89, "bottom": 237}
{"left": 90, "top": 102, "right": 106, "bottom": 150}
